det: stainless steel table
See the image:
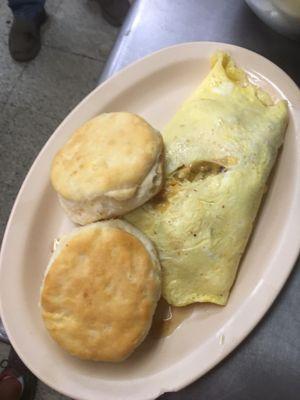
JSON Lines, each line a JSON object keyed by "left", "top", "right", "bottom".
{"left": 101, "top": 1, "right": 300, "bottom": 400}
{"left": 101, "top": 0, "right": 300, "bottom": 85}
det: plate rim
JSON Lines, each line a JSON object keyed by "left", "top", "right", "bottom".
{"left": 1, "top": 41, "right": 300, "bottom": 400}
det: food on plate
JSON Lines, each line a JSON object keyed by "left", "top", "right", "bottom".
{"left": 51, "top": 112, "right": 163, "bottom": 225}
{"left": 40, "top": 220, "right": 161, "bottom": 361}
{"left": 126, "top": 52, "right": 288, "bottom": 307}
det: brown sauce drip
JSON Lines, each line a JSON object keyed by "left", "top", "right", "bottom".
{"left": 150, "top": 299, "right": 195, "bottom": 339}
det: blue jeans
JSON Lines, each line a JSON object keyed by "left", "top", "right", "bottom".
{"left": 8, "top": 0, "right": 46, "bottom": 19}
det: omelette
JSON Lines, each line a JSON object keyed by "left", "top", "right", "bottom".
{"left": 126, "top": 52, "right": 288, "bottom": 306}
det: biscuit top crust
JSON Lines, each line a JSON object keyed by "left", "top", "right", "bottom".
{"left": 51, "top": 112, "right": 163, "bottom": 202}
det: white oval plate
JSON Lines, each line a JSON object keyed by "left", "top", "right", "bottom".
{"left": 0, "top": 42, "right": 300, "bottom": 400}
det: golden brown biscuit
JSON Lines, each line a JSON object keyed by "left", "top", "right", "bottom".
{"left": 40, "top": 220, "right": 161, "bottom": 362}
{"left": 51, "top": 112, "right": 163, "bottom": 225}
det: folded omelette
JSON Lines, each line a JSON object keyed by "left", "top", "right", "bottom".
{"left": 126, "top": 52, "right": 288, "bottom": 306}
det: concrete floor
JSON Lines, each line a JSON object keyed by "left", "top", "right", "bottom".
{"left": 0, "top": 1, "right": 118, "bottom": 398}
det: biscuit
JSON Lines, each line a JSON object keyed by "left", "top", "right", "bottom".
{"left": 40, "top": 220, "right": 161, "bottom": 361}
{"left": 51, "top": 112, "right": 163, "bottom": 224}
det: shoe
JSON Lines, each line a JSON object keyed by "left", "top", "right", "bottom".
{"left": 9, "top": 9, "right": 48, "bottom": 62}
{"left": 97, "top": 0, "right": 130, "bottom": 27}
{"left": 0, "top": 347, "right": 37, "bottom": 400}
